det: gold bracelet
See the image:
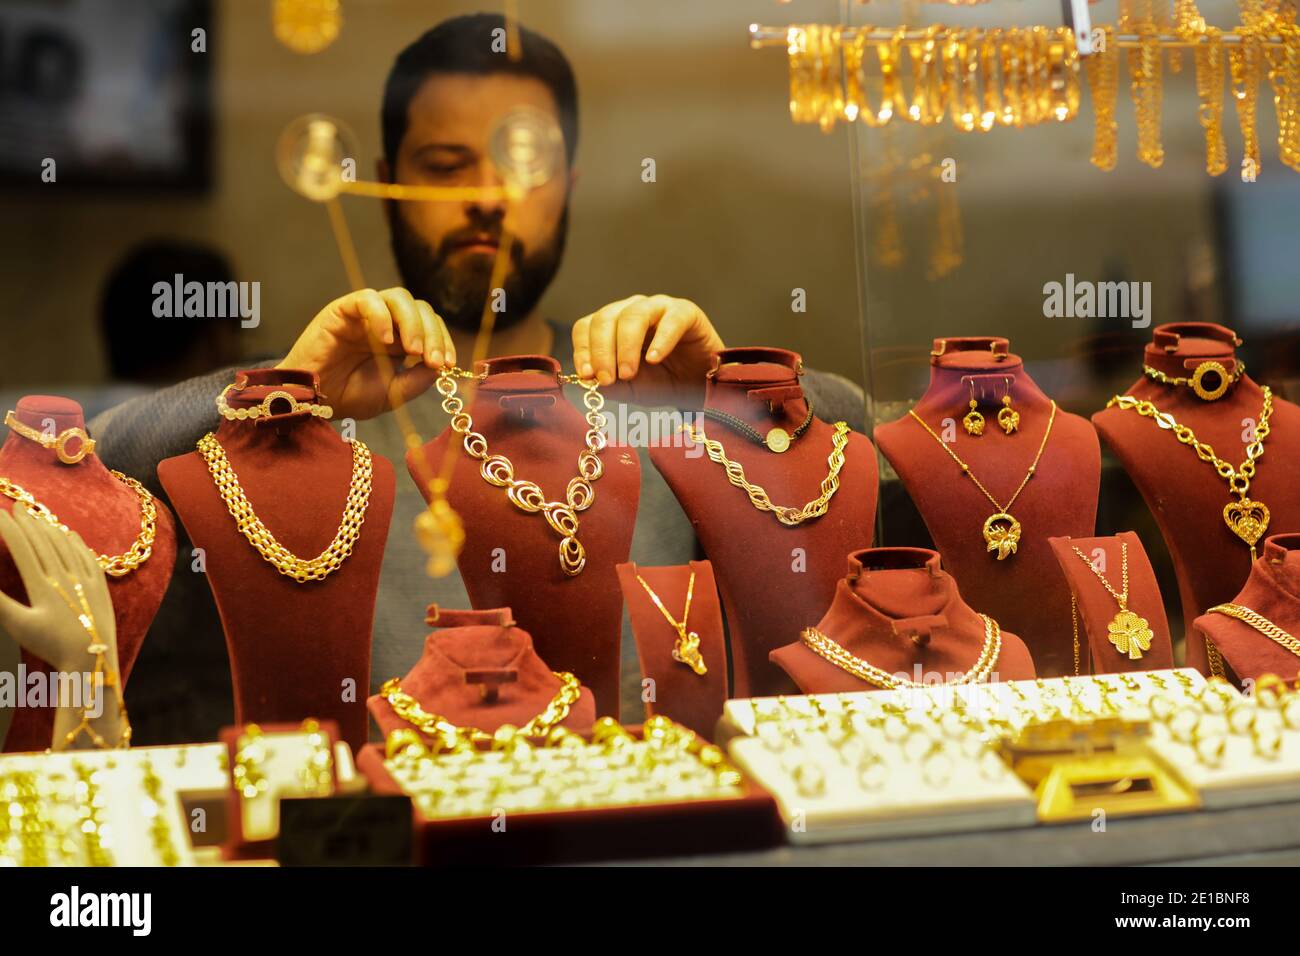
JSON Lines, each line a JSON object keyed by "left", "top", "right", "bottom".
{"left": 215, "top": 384, "right": 333, "bottom": 421}
{"left": 1143, "top": 359, "right": 1243, "bottom": 400}
{"left": 1194, "top": 27, "right": 1230, "bottom": 176}
{"left": 4, "top": 410, "right": 96, "bottom": 464}
{"left": 1132, "top": 23, "right": 1166, "bottom": 168}
{"left": 1086, "top": 26, "right": 1120, "bottom": 170}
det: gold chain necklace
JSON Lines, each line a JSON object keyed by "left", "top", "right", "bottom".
{"left": 0, "top": 473, "right": 157, "bottom": 577}
{"left": 1070, "top": 541, "right": 1153, "bottom": 660}
{"left": 1208, "top": 603, "right": 1300, "bottom": 658}
{"left": 437, "top": 368, "right": 606, "bottom": 576}
{"left": 379, "top": 672, "right": 581, "bottom": 750}
{"left": 1106, "top": 387, "right": 1273, "bottom": 557}
{"left": 799, "top": 614, "right": 1002, "bottom": 690}
{"left": 196, "top": 433, "right": 373, "bottom": 582}
{"left": 635, "top": 572, "right": 707, "bottom": 675}
{"left": 681, "top": 420, "right": 849, "bottom": 526}
{"left": 907, "top": 401, "right": 1058, "bottom": 560}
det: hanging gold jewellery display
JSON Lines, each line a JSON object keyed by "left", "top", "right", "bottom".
{"left": 215, "top": 384, "right": 334, "bottom": 421}
{"left": 436, "top": 367, "right": 606, "bottom": 576}
{"left": 963, "top": 382, "right": 986, "bottom": 436}
{"left": 378, "top": 671, "right": 582, "bottom": 750}
{"left": 4, "top": 410, "right": 96, "bottom": 464}
{"left": 635, "top": 572, "right": 707, "bottom": 676}
{"left": 998, "top": 380, "right": 1020, "bottom": 435}
{"left": 1208, "top": 603, "right": 1300, "bottom": 658}
{"left": 908, "top": 401, "right": 1058, "bottom": 559}
{"left": 195, "top": 432, "right": 374, "bottom": 583}
{"left": 1105, "top": 388, "right": 1273, "bottom": 556}
{"left": 1086, "top": 26, "right": 1120, "bottom": 170}
{"left": 0, "top": 474, "right": 156, "bottom": 577}
{"left": 799, "top": 614, "right": 1002, "bottom": 690}
{"left": 1143, "top": 359, "right": 1244, "bottom": 401}
{"left": 1070, "top": 542, "right": 1154, "bottom": 660}
{"left": 49, "top": 579, "right": 131, "bottom": 750}
{"left": 681, "top": 420, "right": 850, "bottom": 527}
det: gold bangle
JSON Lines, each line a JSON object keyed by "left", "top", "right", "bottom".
{"left": 215, "top": 384, "right": 334, "bottom": 421}
{"left": 4, "top": 410, "right": 96, "bottom": 464}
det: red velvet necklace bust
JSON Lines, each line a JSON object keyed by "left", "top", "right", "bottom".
{"left": 1093, "top": 322, "right": 1300, "bottom": 672}
{"left": 874, "top": 336, "right": 1100, "bottom": 677}
{"left": 158, "top": 369, "right": 395, "bottom": 751}
{"left": 649, "top": 347, "right": 879, "bottom": 698}
{"left": 1, "top": 395, "right": 177, "bottom": 752}
{"left": 409, "top": 356, "right": 640, "bottom": 718}
{"left": 367, "top": 606, "right": 596, "bottom": 742}
{"left": 771, "top": 547, "right": 1035, "bottom": 693}
{"left": 1193, "top": 534, "right": 1300, "bottom": 686}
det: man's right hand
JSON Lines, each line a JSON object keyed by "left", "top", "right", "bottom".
{"left": 278, "top": 288, "right": 456, "bottom": 421}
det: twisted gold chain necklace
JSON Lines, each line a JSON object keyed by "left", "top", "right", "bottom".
{"left": 196, "top": 433, "right": 373, "bottom": 582}
{"left": 907, "top": 401, "right": 1057, "bottom": 560}
{"left": 681, "top": 420, "right": 849, "bottom": 526}
{"left": 379, "top": 672, "right": 581, "bottom": 751}
{"left": 635, "top": 571, "right": 707, "bottom": 675}
{"left": 436, "top": 368, "right": 606, "bottom": 576}
{"left": 1106, "top": 387, "right": 1273, "bottom": 557}
{"left": 0, "top": 473, "right": 157, "bottom": 577}
{"left": 800, "top": 614, "right": 1002, "bottom": 690}
{"left": 1070, "top": 541, "right": 1153, "bottom": 661}
{"left": 1208, "top": 604, "right": 1300, "bottom": 658}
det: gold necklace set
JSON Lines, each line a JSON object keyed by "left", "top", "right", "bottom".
{"left": 908, "top": 401, "right": 1058, "bottom": 560}
{"left": 635, "top": 572, "right": 707, "bottom": 676}
{"left": 436, "top": 367, "right": 607, "bottom": 576}
{"left": 1070, "top": 541, "right": 1154, "bottom": 661}
{"left": 800, "top": 614, "right": 1002, "bottom": 690}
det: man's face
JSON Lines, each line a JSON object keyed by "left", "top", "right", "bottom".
{"left": 385, "top": 73, "right": 572, "bottom": 332}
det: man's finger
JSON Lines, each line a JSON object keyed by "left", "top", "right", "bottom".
{"left": 415, "top": 300, "right": 455, "bottom": 368}
{"left": 379, "top": 287, "right": 427, "bottom": 360}
{"left": 645, "top": 300, "right": 704, "bottom": 363}
{"left": 613, "top": 298, "right": 663, "bottom": 381}
{"left": 345, "top": 289, "right": 403, "bottom": 352}
{"left": 572, "top": 296, "right": 641, "bottom": 380}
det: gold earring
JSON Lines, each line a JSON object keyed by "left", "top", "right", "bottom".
{"left": 998, "top": 386, "right": 1020, "bottom": 435}
{"left": 963, "top": 398, "right": 985, "bottom": 436}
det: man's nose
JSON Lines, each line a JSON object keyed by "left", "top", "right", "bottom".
{"left": 465, "top": 159, "right": 507, "bottom": 218}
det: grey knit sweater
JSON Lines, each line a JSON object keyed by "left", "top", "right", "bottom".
{"left": 90, "top": 342, "right": 866, "bottom": 744}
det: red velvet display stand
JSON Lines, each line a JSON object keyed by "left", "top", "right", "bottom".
{"left": 1192, "top": 534, "right": 1300, "bottom": 686}
{"left": 1, "top": 396, "right": 177, "bottom": 752}
{"left": 1093, "top": 323, "right": 1300, "bottom": 673}
{"left": 771, "top": 548, "right": 1035, "bottom": 692}
{"left": 1047, "top": 532, "right": 1174, "bottom": 675}
{"left": 615, "top": 561, "right": 727, "bottom": 737}
{"left": 367, "top": 606, "right": 595, "bottom": 740}
{"left": 159, "top": 370, "right": 395, "bottom": 752}
{"left": 875, "top": 337, "right": 1099, "bottom": 677}
{"left": 409, "top": 356, "right": 639, "bottom": 717}
{"left": 649, "top": 348, "right": 878, "bottom": 698}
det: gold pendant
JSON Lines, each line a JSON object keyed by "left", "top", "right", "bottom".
{"left": 1107, "top": 609, "right": 1153, "bottom": 660}
{"left": 672, "top": 628, "right": 708, "bottom": 675}
{"left": 765, "top": 428, "right": 791, "bottom": 454}
{"left": 982, "top": 512, "right": 1021, "bottom": 560}
{"left": 1223, "top": 497, "right": 1269, "bottom": 552}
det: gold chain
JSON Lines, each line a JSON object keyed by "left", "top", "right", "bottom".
{"left": 1071, "top": 541, "right": 1131, "bottom": 608}
{"left": 1209, "top": 602, "right": 1300, "bottom": 657}
{"left": 635, "top": 571, "right": 707, "bottom": 676}
{"left": 1206, "top": 635, "right": 1227, "bottom": 678}
{"left": 1143, "top": 359, "right": 1243, "bottom": 400}
{"left": 1071, "top": 593, "right": 1083, "bottom": 675}
{"left": 379, "top": 672, "right": 581, "bottom": 751}
{"left": 48, "top": 580, "right": 131, "bottom": 750}
{"left": 1070, "top": 540, "right": 1154, "bottom": 660}
{"left": 1230, "top": 35, "right": 1263, "bottom": 179}
{"left": 1106, "top": 388, "right": 1273, "bottom": 556}
{"left": 1193, "top": 27, "right": 1230, "bottom": 175}
{"left": 436, "top": 367, "right": 606, "bottom": 576}
{"left": 1087, "top": 27, "right": 1120, "bottom": 170}
{"left": 799, "top": 614, "right": 1002, "bottom": 689}
{"left": 0, "top": 473, "right": 157, "bottom": 577}
{"left": 907, "top": 401, "right": 1057, "bottom": 559}
{"left": 196, "top": 432, "right": 373, "bottom": 582}
{"left": 682, "top": 421, "right": 849, "bottom": 526}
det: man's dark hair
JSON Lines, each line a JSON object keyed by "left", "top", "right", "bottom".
{"left": 381, "top": 13, "right": 578, "bottom": 169}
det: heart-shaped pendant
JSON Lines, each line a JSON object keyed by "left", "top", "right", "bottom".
{"left": 1223, "top": 497, "right": 1270, "bottom": 550}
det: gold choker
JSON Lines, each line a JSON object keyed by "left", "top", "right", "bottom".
{"left": 800, "top": 614, "right": 1002, "bottom": 690}
{"left": 215, "top": 384, "right": 333, "bottom": 421}
{"left": 4, "top": 410, "right": 96, "bottom": 464}
{"left": 1143, "top": 360, "right": 1244, "bottom": 402}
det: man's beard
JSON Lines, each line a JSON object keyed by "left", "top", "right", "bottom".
{"left": 388, "top": 207, "right": 567, "bottom": 333}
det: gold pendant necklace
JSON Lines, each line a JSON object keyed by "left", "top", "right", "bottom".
{"left": 799, "top": 614, "right": 1002, "bottom": 690}
{"left": 196, "top": 433, "right": 374, "bottom": 582}
{"left": 379, "top": 672, "right": 581, "bottom": 751}
{"left": 635, "top": 571, "right": 707, "bottom": 676}
{"left": 437, "top": 368, "right": 605, "bottom": 576}
{"left": 0, "top": 473, "right": 157, "bottom": 577}
{"left": 1070, "top": 541, "right": 1153, "bottom": 660}
{"left": 1106, "top": 387, "right": 1273, "bottom": 557}
{"left": 681, "top": 421, "right": 850, "bottom": 526}
{"left": 907, "top": 401, "right": 1057, "bottom": 559}
{"left": 1208, "top": 603, "right": 1300, "bottom": 658}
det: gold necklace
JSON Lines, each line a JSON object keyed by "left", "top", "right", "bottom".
{"left": 215, "top": 383, "right": 334, "bottom": 421}
{"left": 682, "top": 420, "right": 849, "bottom": 526}
{"left": 1105, "top": 387, "right": 1273, "bottom": 557}
{"left": 4, "top": 409, "right": 97, "bottom": 464}
{"left": 799, "top": 614, "right": 1002, "bottom": 690}
{"left": 436, "top": 368, "right": 605, "bottom": 576}
{"left": 0, "top": 473, "right": 157, "bottom": 577}
{"left": 48, "top": 579, "right": 131, "bottom": 750}
{"left": 1143, "top": 360, "right": 1244, "bottom": 402}
{"left": 196, "top": 433, "right": 374, "bottom": 582}
{"left": 1070, "top": 541, "right": 1153, "bottom": 660}
{"left": 635, "top": 572, "right": 707, "bottom": 676}
{"left": 1208, "top": 603, "right": 1300, "bottom": 658}
{"left": 907, "top": 400, "right": 1057, "bottom": 559}
{"left": 379, "top": 672, "right": 581, "bottom": 751}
